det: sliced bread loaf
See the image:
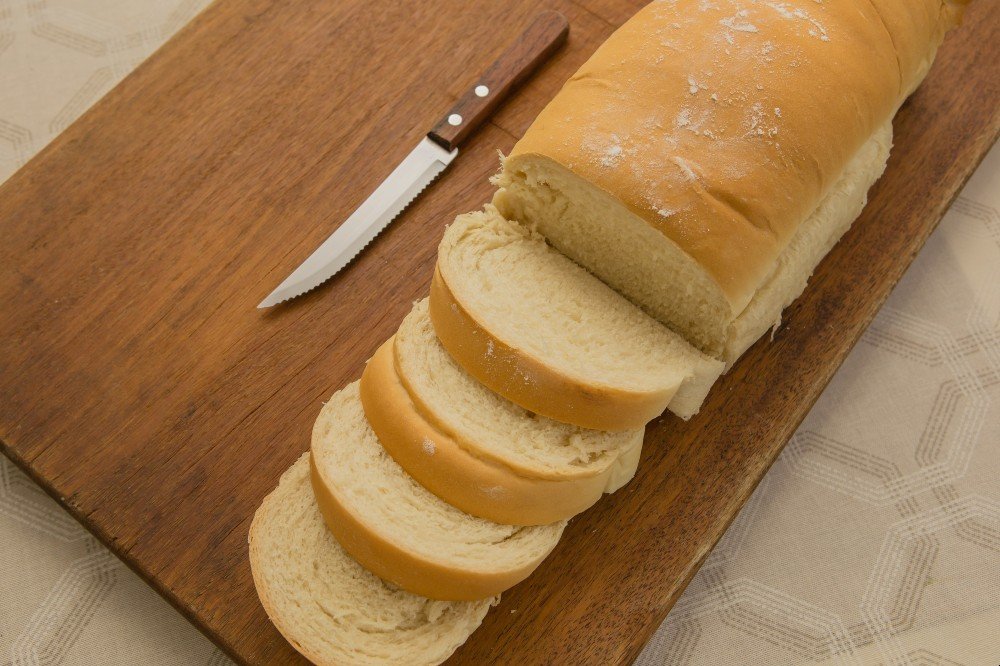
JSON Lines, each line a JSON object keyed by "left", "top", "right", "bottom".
{"left": 360, "top": 299, "right": 643, "bottom": 525}
{"left": 430, "top": 206, "right": 724, "bottom": 430}
{"left": 491, "top": 0, "right": 961, "bottom": 358}
{"left": 248, "top": 454, "right": 495, "bottom": 666}
{"left": 310, "top": 382, "right": 564, "bottom": 601}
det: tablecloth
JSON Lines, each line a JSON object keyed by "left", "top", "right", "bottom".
{"left": 1, "top": 1, "right": 997, "bottom": 664}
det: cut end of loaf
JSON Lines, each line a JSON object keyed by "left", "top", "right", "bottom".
{"left": 497, "top": 120, "right": 893, "bottom": 372}
{"left": 494, "top": 154, "right": 733, "bottom": 356}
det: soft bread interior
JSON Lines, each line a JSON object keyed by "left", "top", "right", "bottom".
{"left": 435, "top": 206, "right": 723, "bottom": 424}
{"left": 311, "top": 382, "right": 564, "bottom": 600}
{"left": 494, "top": 162, "right": 731, "bottom": 355}
{"left": 248, "top": 455, "right": 495, "bottom": 666}
{"left": 495, "top": 122, "right": 893, "bottom": 361}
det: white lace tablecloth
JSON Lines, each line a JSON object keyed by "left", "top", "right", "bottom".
{"left": 1, "top": 2, "right": 997, "bottom": 664}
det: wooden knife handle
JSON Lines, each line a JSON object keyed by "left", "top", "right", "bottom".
{"left": 427, "top": 10, "right": 569, "bottom": 152}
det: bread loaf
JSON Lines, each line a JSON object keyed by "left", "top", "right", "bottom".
{"left": 360, "top": 299, "right": 643, "bottom": 525}
{"left": 248, "top": 455, "right": 495, "bottom": 666}
{"left": 494, "top": 0, "right": 965, "bottom": 359}
{"left": 310, "top": 382, "right": 564, "bottom": 601}
{"left": 431, "top": 206, "right": 724, "bottom": 430}
{"left": 250, "top": 2, "right": 967, "bottom": 661}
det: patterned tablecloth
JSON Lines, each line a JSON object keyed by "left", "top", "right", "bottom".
{"left": 1, "top": 2, "right": 997, "bottom": 664}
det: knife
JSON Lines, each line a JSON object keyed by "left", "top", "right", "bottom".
{"left": 258, "top": 11, "right": 570, "bottom": 309}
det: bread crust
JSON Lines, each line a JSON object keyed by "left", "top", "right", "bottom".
{"left": 428, "top": 265, "right": 676, "bottom": 431}
{"left": 360, "top": 337, "right": 641, "bottom": 525}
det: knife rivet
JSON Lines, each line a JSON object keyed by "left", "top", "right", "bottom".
{"left": 448, "top": 114, "right": 463, "bottom": 126}
{"left": 475, "top": 85, "right": 490, "bottom": 97}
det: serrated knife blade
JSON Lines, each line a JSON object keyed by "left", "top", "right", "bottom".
{"left": 258, "top": 138, "right": 456, "bottom": 309}
{"left": 257, "top": 10, "right": 569, "bottom": 308}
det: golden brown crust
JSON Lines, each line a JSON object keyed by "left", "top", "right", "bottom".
{"left": 309, "top": 452, "right": 555, "bottom": 602}
{"left": 428, "top": 265, "right": 675, "bottom": 431}
{"left": 507, "top": 0, "right": 964, "bottom": 311}
{"left": 866, "top": 0, "right": 968, "bottom": 97}
{"left": 359, "top": 337, "right": 639, "bottom": 525}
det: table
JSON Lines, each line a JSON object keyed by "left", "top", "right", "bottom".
{"left": 2, "top": 1, "right": 997, "bottom": 664}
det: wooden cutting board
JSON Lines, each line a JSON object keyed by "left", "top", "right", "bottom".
{"left": 0, "top": 0, "right": 996, "bottom": 663}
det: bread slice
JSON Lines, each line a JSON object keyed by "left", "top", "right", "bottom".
{"left": 430, "top": 206, "right": 724, "bottom": 430}
{"left": 310, "top": 382, "right": 564, "bottom": 601}
{"left": 249, "top": 454, "right": 495, "bottom": 666}
{"left": 360, "top": 299, "right": 643, "bottom": 525}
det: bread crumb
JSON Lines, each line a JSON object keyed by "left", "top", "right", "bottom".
{"left": 422, "top": 438, "right": 436, "bottom": 455}
{"left": 581, "top": 133, "right": 626, "bottom": 169}
{"left": 720, "top": 10, "right": 758, "bottom": 35}
{"left": 601, "top": 143, "right": 623, "bottom": 167}
{"left": 675, "top": 107, "right": 714, "bottom": 137}
{"left": 672, "top": 156, "right": 698, "bottom": 181}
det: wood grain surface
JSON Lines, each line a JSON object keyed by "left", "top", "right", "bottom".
{"left": 0, "top": 1, "right": 996, "bottom": 665}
